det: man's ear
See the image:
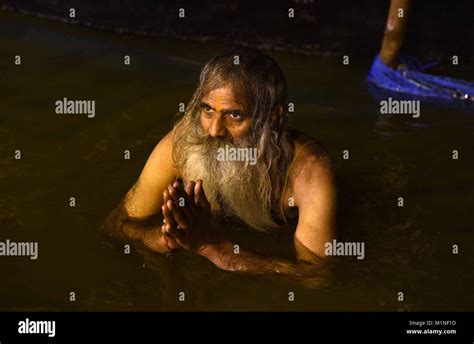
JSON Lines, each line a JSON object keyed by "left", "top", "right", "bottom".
{"left": 271, "top": 105, "right": 284, "bottom": 124}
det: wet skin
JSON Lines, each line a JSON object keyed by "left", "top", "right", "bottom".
{"left": 105, "top": 86, "right": 336, "bottom": 276}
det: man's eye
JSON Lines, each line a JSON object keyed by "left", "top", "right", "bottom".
{"left": 201, "top": 104, "right": 212, "bottom": 112}
{"left": 201, "top": 105, "right": 212, "bottom": 112}
{"left": 228, "top": 112, "right": 242, "bottom": 120}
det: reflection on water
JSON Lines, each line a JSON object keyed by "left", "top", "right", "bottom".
{"left": 1, "top": 11, "right": 473, "bottom": 311}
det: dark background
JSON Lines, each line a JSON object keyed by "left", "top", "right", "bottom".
{"left": 2, "top": 0, "right": 473, "bottom": 60}
{"left": 0, "top": 0, "right": 473, "bottom": 313}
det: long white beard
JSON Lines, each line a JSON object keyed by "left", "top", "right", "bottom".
{"left": 180, "top": 141, "right": 278, "bottom": 232}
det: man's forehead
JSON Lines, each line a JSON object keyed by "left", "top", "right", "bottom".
{"left": 201, "top": 86, "right": 246, "bottom": 109}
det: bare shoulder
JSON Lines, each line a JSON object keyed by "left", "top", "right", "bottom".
{"left": 287, "top": 130, "right": 335, "bottom": 204}
{"left": 287, "top": 131, "right": 336, "bottom": 258}
{"left": 136, "top": 129, "right": 175, "bottom": 183}
{"left": 291, "top": 130, "right": 334, "bottom": 180}
{"left": 123, "top": 129, "right": 177, "bottom": 219}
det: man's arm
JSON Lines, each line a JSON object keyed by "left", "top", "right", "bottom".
{"left": 100, "top": 131, "right": 179, "bottom": 253}
{"left": 100, "top": 186, "right": 173, "bottom": 254}
{"left": 165, "top": 144, "right": 336, "bottom": 278}
{"left": 199, "top": 238, "right": 330, "bottom": 277}
{"left": 380, "top": 0, "right": 411, "bottom": 67}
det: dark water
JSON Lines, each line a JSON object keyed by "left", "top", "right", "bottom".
{"left": 1, "top": 11, "right": 473, "bottom": 311}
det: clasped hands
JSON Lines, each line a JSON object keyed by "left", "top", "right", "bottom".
{"left": 161, "top": 179, "right": 219, "bottom": 255}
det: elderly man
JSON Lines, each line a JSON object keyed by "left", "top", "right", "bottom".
{"left": 103, "top": 47, "right": 336, "bottom": 275}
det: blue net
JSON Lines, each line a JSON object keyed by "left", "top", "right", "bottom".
{"left": 367, "top": 54, "right": 474, "bottom": 103}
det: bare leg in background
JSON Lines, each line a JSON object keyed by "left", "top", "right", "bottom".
{"left": 379, "top": 0, "right": 411, "bottom": 68}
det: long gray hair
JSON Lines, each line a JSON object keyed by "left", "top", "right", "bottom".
{"left": 172, "top": 47, "right": 294, "bottom": 230}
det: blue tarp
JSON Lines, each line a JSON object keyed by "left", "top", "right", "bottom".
{"left": 367, "top": 54, "right": 474, "bottom": 103}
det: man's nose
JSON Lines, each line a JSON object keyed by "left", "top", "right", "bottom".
{"left": 208, "top": 116, "right": 227, "bottom": 138}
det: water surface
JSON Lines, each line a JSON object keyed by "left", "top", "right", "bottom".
{"left": 1, "top": 11, "right": 473, "bottom": 311}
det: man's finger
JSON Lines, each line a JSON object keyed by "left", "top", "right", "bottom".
{"left": 163, "top": 188, "right": 171, "bottom": 203}
{"left": 168, "top": 185, "right": 196, "bottom": 220}
{"left": 185, "top": 181, "right": 196, "bottom": 200}
{"left": 167, "top": 199, "right": 190, "bottom": 230}
{"left": 162, "top": 204, "right": 177, "bottom": 228}
{"left": 163, "top": 224, "right": 185, "bottom": 247}
{"left": 164, "top": 223, "right": 181, "bottom": 238}
{"left": 173, "top": 181, "right": 198, "bottom": 212}
{"left": 184, "top": 181, "right": 199, "bottom": 215}
{"left": 195, "top": 179, "right": 211, "bottom": 209}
